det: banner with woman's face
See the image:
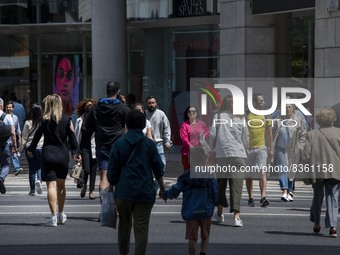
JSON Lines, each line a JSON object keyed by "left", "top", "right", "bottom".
{"left": 53, "top": 55, "right": 80, "bottom": 116}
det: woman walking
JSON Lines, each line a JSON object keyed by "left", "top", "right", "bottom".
{"left": 108, "top": 110, "right": 165, "bottom": 255}
{"left": 27, "top": 94, "right": 81, "bottom": 227}
{"left": 21, "top": 104, "right": 44, "bottom": 196}
{"left": 75, "top": 98, "right": 97, "bottom": 199}
{"left": 302, "top": 107, "right": 340, "bottom": 237}
{"left": 273, "top": 104, "right": 307, "bottom": 202}
{"left": 180, "top": 106, "right": 209, "bottom": 170}
{"left": 211, "top": 96, "right": 248, "bottom": 226}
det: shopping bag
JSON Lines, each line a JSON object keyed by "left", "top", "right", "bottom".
{"left": 100, "top": 188, "right": 117, "bottom": 229}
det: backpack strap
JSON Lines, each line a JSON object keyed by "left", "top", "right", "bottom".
{"left": 0, "top": 112, "right": 6, "bottom": 121}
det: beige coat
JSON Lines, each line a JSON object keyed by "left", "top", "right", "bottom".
{"left": 301, "top": 126, "right": 340, "bottom": 183}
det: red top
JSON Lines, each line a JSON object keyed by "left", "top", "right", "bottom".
{"left": 180, "top": 120, "right": 210, "bottom": 156}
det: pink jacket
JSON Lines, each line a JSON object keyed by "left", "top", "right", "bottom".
{"left": 180, "top": 120, "right": 210, "bottom": 156}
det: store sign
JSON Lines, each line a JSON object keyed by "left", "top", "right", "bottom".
{"left": 172, "top": 0, "right": 207, "bottom": 17}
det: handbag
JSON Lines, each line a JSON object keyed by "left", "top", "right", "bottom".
{"left": 100, "top": 187, "right": 117, "bottom": 229}
{"left": 199, "top": 123, "right": 210, "bottom": 156}
{"left": 19, "top": 126, "right": 36, "bottom": 153}
{"left": 70, "top": 162, "right": 83, "bottom": 179}
{"left": 208, "top": 113, "right": 220, "bottom": 164}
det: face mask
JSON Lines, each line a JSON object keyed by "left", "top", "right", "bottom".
{"left": 84, "top": 107, "right": 92, "bottom": 113}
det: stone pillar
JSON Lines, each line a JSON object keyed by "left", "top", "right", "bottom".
{"left": 92, "top": 0, "right": 127, "bottom": 100}
{"left": 219, "top": 0, "right": 275, "bottom": 78}
{"left": 314, "top": 0, "right": 340, "bottom": 108}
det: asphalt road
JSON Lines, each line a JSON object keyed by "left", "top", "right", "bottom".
{"left": 1, "top": 155, "right": 340, "bottom": 255}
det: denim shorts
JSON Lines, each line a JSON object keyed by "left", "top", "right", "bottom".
{"left": 96, "top": 146, "right": 111, "bottom": 171}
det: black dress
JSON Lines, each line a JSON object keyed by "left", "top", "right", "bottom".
{"left": 28, "top": 116, "right": 79, "bottom": 181}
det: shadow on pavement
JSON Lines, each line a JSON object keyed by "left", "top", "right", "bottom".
{"left": 1, "top": 243, "right": 340, "bottom": 255}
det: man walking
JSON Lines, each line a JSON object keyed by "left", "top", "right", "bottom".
{"left": 145, "top": 96, "right": 172, "bottom": 168}
{"left": 0, "top": 98, "right": 17, "bottom": 194}
{"left": 9, "top": 93, "right": 26, "bottom": 131}
{"left": 85, "top": 81, "right": 130, "bottom": 197}
{"left": 6, "top": 101, "right": 23, "bottom": 175}
{"left": 246, "top": 93, "right": 273, "bottom": 207}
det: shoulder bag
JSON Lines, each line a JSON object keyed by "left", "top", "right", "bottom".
{"left": 208, "top": 114, "right": 220, "bottom": 164}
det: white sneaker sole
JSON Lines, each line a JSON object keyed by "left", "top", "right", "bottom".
{"left": 36, "top": 181, "right": 43, "bottom": 195}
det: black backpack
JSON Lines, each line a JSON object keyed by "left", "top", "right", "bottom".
{"left": 0, "top": 112, "right": 11, "bottom": 146}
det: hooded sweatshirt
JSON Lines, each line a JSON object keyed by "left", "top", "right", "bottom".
{"left": 108, "top": 129, "right": 164, "bottom": 203}
{"left": 84, "top": 98, "right": 130, "bottom": 148}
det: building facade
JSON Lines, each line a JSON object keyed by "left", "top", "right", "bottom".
{"left": 0, "top": 0, "right": 338, "bottom": 137}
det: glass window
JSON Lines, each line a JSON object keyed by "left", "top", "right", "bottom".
{"left": 0, "top": 1, "right": 85, "bottom": 24}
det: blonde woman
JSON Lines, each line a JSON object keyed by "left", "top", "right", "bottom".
{"left": 27, "top": 94, "right": 81, "bottom": 227}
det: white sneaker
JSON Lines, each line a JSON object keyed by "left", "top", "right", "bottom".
{"left": 281, "top": 194, "right": 289, "bottom": 202}
{"left": 287, "top": 194, "right": 294, "bottom": 202}
{"left": 58, "top": 212, "right": 67, "bottom": 224}
{"left": 36, "top": 181, "right": 43, "bottom": 195}
{"left": 234, "top": 218, "right": 243, "bottom": 227}
{"left": 213, "top": 212, "right": 224, "bottom": 223}
{"left": 46, "top": 214, "right": 57, "bottom": 227}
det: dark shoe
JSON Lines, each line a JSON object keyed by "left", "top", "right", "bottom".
{"left": 329, "top": 228, "right": 337, "bottom": 238}
{"left": 80, "top": 185, "right": 87, "bottom": 198}
{"left": 0, "top": 179, "right": 6, "bottom": 194}
{"left": 89, "top": 192, "right": 95, "bottom": 200}
{"left": 313, "top": 224, "right": 321, "bottom": 233}
{"left": 248, "top": 198, "right": 255, "bottom": 207}
{"left": 260, "top": 197, "right": 270, "bottom": 207}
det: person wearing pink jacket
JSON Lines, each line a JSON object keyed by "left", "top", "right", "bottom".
{"left": 180, "top": 106, "right": 210, "bottom": 170}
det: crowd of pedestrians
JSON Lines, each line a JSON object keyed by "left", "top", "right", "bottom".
{"left": 1, "top": 84, "right": 340, "bottom": 254}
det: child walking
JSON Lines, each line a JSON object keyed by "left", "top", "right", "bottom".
{"left": 162, "top": 146, "right": 217, "bottom": 255}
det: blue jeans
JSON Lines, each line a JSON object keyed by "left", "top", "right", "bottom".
{"left": 156, "top": 142, "right": 166, "bottom": 168}
{"left": 311, "top": 179, "right": 340, "bottom": 228}
{"left": 10, "top": 144, "right": 21, "bottom": 171}
{"left": 25, "top": 148, "right": 42, "bottom": 190}
{"left": 275, "top": 146, "right": 294, "bottom": 192}
{"left": 0, "top": 143, "right": 11, "bottom": 182}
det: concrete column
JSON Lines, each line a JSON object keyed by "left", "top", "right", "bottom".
{"left": 275, "top": 14, "right": 292, "bottom": 78}
{"left": 219, "top": 0, "right": 275, "bottom": 78}
{"left": 91, "top": 0, "right": 127, "bottom": 100}
{"left": 314, "top": 0, "right": 340, "bottom": 108}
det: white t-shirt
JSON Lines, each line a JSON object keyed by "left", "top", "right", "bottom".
{"left": 142, "top": 119, "right": 152, "bottom": 136}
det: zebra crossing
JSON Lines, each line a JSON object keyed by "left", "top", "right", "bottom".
{"left": 0, "top": 174, "right": 316, "bottom": 218}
